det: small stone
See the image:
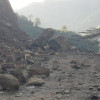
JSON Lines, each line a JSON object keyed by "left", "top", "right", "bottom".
{"left": 86, "top": 91, "right": 89, "bottom": 94}
{"left": 26, "top": 86, "right": 35, "bottom": 89}
{"left": 97, "top": 87, "right": 100, "bottom": 91}
{"left": 28, "top": 64, "right": 50, "bottom": 77}
{"left": 41, "top": 98, "right": 44, "bottom": 100}
{"left": 70, "top": 60, "right": 77, "bottom": 64}
{"left": 0, "top": 85, "right": 3, "bottom": 90}
{"left": 15, "top": 93, "right": 23, "bottom": 97}
{"left": 27, "top": 77, "right": 45, "bottom": 86}
{"left": 71, "top": 64, "right": 81, "bottom": 69}
{"left": 89, "top": 87, "right": 93, "bottom": 90}
{"left": 0, "top": 92, "right": 5, "bottom": 94}
{"left": 93, "top": 85, "right": 99, "bottom": 88}
{"left": 64, "top": 90, "right": 70, "bottom": 94}
{"left": 31, "top": 91, "right": 34, "bottom": 94}
{"left": 94, "top": 74, "right": 99, "bottom": 77}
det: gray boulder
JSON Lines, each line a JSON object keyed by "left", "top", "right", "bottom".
{"left": 33, "top": 28, "right": 55, "bottom": 47}
{"left": 0, "top": 74, "right": 19, "bottom": 90}
{"left": 10, "top": 69, "right": 26, "bottom": 83}
{"left": 27, "top": 77, "right": 45, "bottom": 86}
{"left": 28, "top": 63, "right": 50, "bottom": 77}
{"left": 48, "top": 36, "right": 70, "bottom": 51}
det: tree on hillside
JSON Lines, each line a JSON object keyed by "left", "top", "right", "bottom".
{"left": 16, "top": 14, "right": 43, "bottom": 37}
{"left": 28, "top": 14, "right": 34, "bottom": 20}
{"left": 34, "top": 17, "right": 41, "bottom": 27}
{"left": 96, "top": 25, "right": 100, "bottom": 29}
{"left": 60, "top": 25, "right": 67, "bottom": 32}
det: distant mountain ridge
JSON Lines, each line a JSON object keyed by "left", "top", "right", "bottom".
{"left": 16, "top": 0, "right": 100, "bottom": 32}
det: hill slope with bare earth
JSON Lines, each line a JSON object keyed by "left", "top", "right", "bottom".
{"left": 0, "top": 0, "right": 32, "bottom": 48}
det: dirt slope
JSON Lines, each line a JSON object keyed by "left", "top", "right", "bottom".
{"left": 0, "top": 0, "right": 32, "bottom": 48}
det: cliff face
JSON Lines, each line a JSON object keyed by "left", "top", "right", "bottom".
{"left": 0, "top": 0, "right": 17, "bottom": 27}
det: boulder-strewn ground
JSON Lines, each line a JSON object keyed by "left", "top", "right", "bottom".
{"left": 0, "top": 51, "right": 100, "bottom": 100}
{"left": 0, "top": 0, "right": 100, "bottom": 100}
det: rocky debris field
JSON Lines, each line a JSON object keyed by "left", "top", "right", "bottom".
{"left": 0, "top": 25, "right": 100, "bottom": 100}
{"left": 0, "top": 1, "right": 100, "bottom": 100}
{"left": 0, "top": 51, "right": 100, "bottom": 100}
{"left": 0, "top": 22, "right": 99, "bottom": 100}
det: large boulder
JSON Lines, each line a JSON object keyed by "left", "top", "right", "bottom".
{"left": 28, "top": 64, "right": 50, "bottom": 77}
{"left": 27, "top": 77, "right": 45, "bottom": 86}
{"left": 0, "top": 74, "right": 19, "bottom": 90}
{"left": 33, "top": 28, "right": 55, "bottom": 47}
{"left": 10, "top": 69, "right": 26, "bottom": 83}
{"left": 48, "top": 36, "right": 70, "bottom": 51}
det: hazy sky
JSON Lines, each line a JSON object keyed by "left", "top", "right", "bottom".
{"left": 9, "top": 0, "right": 83, "bottom": 10}
{"left": 9, "top": 0, "right": 45, "bottom": 10}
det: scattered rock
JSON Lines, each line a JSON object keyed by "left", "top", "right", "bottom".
{"left": 70, "top": 60, "right": 77, "bottom": 64}
{"left": 33, "top": 28, "right": 55, "bottom": 47}
{"left": 94, "top": 64, "right": 100, "bottom": 71}
{"left": 56, "top": 90, "right": 70, "bottom": 95}
{"left": 15, "top": 93, "right": 23, "bottom": 97}
{"left": 48, "top": 36, "right": 70, "bottom": 51}
{"left": 93, "top": 85, "right": 99, "bottom": 88}
{"left": 22, "top": 69, "right": 29, "bottom": 80}
{"left": 26, "top": 86, "right": 35, "bottom": 90}
{"left": 10, "top": 69, "right": 26, "bottom": 83}
{"left": 1, "top": 64, "right": 15, "bottom": 72}
{"left": 28, "top": 63, "right": 50, "bottom": 77}
{"left": 89, "top": 87, "right": 94, "bottom": 90}
{"left": 90, "top": 95, "right": 99, "bottom": 100}
{"left": 26, "top": 59, "right": 34, "bottom": 65}
{"left": 0, "top": 74, "right": 19, "bottom": 90}
{"left": 71, "top": 64, "right": 81, "bottom": 69}
{"left": 97, "top": 87, "right": 100, "bottom": 91}
{"left": 53, "top": 61, "right": 59, "bottom": 70}
{"left": 27, "top": 77, "right": 45, "bottom": 86}
{"left": 0, "top": 91, "right": 5, "bottom": 94}
{"left": 0, "top": 85, "right": 3, "bottom": 90}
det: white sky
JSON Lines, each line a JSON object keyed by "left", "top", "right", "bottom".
{"left": 9, "top": 0, "right": 45, "bottom": 10}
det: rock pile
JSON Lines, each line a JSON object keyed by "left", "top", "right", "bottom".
{"left": 33, "top": 28, "right": 55, "bottom": 47}
{"left": 0, "top": 74, "right": 19, "bottom": 90}
{"left": 32, "top": 28, "right": 70, "bottom": 52}
{"left": 48, "top": 35, "right": 70, "bottom": 51}
{"left": 28, "top": 63, "right": 50, "bottom": 78}
{"left": 0, "top": 63, "right": 50, "bottom": 90}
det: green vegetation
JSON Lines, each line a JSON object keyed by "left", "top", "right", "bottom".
{"left": 16, "top": 14, "right": 43, "bottom": 37}
{"left": 16, "top": 14, "right": 99, "bottom": 52}
{"left": 34, "top": 17, "right": 41, "bottom": 27}
{"left": 60, "top": 25, "right": 67, "bottom": 32}
{"left": 55, "top": 30, "right": 99, "bottom": 52}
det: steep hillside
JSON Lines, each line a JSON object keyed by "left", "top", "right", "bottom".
{"left": 0, "top": 0, "right": 17, "bottom": 27}
{"left": 0, "top": 0, "right": 32, "bottom": 48}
